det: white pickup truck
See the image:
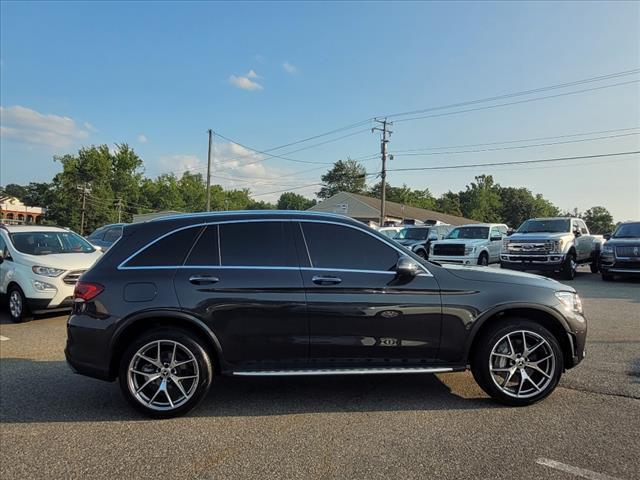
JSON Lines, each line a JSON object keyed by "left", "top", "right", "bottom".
{"left": 500, "top": 217, "right": 602, "bottom": 280}
{"left": 429, "top": 224, "right": 508, "bottom": 266}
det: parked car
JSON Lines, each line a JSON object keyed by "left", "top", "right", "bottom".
{"left": 377, "top": 226, "right": 403, "bottom": 239}
{"left": 599, "top": 221, "right": 640, "bottom": 281}
{"left": 429, "top": 224, "right": 508, "bottom": 266}
{"left": 86, "top": 223, "right": 126, "bottom": 251}
{"left": 65, "top": 211, "right": 586, "bottom": 418}
{"left": 0, "top": 224, "right": 103, "bottom": 322}
{"left": 500, "top": 217, "right": 602, "bottom": 280}
{"left": 393, "top": 224, "right": 452, "bottom": 258}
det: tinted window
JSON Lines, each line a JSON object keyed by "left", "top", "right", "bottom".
{"left": 10, "top": 231, "right": 95, "bottom": 255}
{"left": 185, "top": 225, "right": 219, "bottom": 266}
{"left": 126, "top": 227, "right": 202, "bottom": 267}
{"left": 219, "top": 222, "right": 295, "bottom": 267}
{"left": 302, "top": 222, "right": 399, "bottom": 271}
{"left": 103, "top": 227, "right": 123, "bottom": 243}
{"left": 88, "top": 227, "right": 107, "bottom": 241}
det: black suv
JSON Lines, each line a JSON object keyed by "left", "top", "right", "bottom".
{"left": 66, "top": 211, "right": 587, "bottom": 418}
{"left": 600, "top": 221, "right": 640, "bottom": 281}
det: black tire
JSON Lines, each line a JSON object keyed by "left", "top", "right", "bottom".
{"left": 7, "top": 285, "right": 31, "bottom": 323}
{"left": 602, "top": 272, "right": 614, "bottom": 281}
{"left": 560, "top": 252, "right": 577, "bottom": 280}
{"left": 590, "top": 253, "right": 599, "bottom": 273}
{"left": 471, "top": 318, "right": 564, "bottom": 406}
{"left": 477, "top": 252, "right": 489, "bottom": 266}
{"left": 118, "top": 328, "right": 213, "bottom": 419}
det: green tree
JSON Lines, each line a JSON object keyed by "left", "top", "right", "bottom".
{"left": 498, "top": 187, "right": 559, "bottom": 229}
{"left": 247, "top": 200, "right": 276, "bottom": 210}
{"left": 178, "top": 172, "right": 206, "bottom": 212}
{"left": 317, "top": 159, "right": 366, "bottom": 199}
{"left": 2, "top": 183, "right": 28, "bottom": 200}
{"left": 459, "top": 175, "right": 502, "bottom": 222}
{"left": 21, "top": 182, "right": 52, "bottom": 207}
{"left": 434, "top": 191, "right": 463, "bottom": 217}
{"left": 368, "top": 183, "right": 436, "bottom": 210}
{"left": 277, "top": 192, "right": 316, "bottom": 210}
{"left": 583, "top": 206, "right": 615, "bottom": 234}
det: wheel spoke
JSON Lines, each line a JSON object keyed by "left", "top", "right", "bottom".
{"left": 147, "top": 379, "right": 166, "bottom": 403}
{"left": 491, "top": 352, "right": 514, "bottom": 360}
{"left": 502, "top": 368, "right": 515, "bottom": 387}
{"left": 529, "top": 354, "right": 553, "bottom": 365}
{"left": 170, "top": 342, "right": 177, "bottom": 366}
{"left": 174, "top": 375, "right": 198, "bottom": 381}
{"left": 522, "top": 331, "right": 527, "bottom": 353}
{"left": 173, "top": 358, "right": 195, "bottom": 368}
{"left": 135, "top": 374, "right": 161, "bottom": 394}
{"left": 521, "top": 369, "right": 541, "bottom": 392}
{"left": 527, "top": 364, "right": 551, "bottom": 379}
{"left": 525, "top": 340, "right": 545, "bottom": 357}
{"left": 491, "top": 367, "right": 512, "bottom": 372}
{"left": 156, "top": 341, "right": 162, "bottom": 365}
{"left": 136, "top": 353, "right": 161, "bottom": 368}
{"left": 506, "top": 335, "right": 515, "bottom": 356}
{"left": 171, "top": 376, "right": 189, "bottom": 399}
{"left": 131, "top": 369, "right": 155, "bottom": 377}
{"left": 164, "top": 388, "right": 174, "bottom": 408}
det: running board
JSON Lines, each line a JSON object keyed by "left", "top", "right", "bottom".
{"left": 232, "top": 366, "right": 455, "bottom": 377}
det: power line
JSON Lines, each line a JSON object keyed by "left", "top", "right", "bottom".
{"left": 385, "top": 150, "right": 639, "bottom": 172}
{"left": 391, "top": 132, "right": 640, "bottom": 157}
{"left": 392, "top": 80, "right": 639, "bottom": 124}
{"left": 391, "top": 126, "right": 640, "bottom": 153}
{"left": 385, "top": 68, "right": 640, "bottom": 119}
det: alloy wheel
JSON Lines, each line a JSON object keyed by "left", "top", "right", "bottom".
{"left": 488, "top": 330, "right": 555, "bottom": 398}
{"left": 127, "top": 340, "right": 200, "bottom": 411}
{"left": 9, "top": 290, "right": 22, "bottom": 319}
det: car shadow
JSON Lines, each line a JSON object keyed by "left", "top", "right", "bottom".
{"left": 0, "top": 358, "right": 498, "bottom": 424}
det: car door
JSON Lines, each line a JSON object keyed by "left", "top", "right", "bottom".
{"left": 297, "top": 220, "right": 442, "bottom": 365}
{"left": 0, "top": 234, "right": 11, "bottom": 294}
{"left": 576, "top": 219, "right": 591, "bottom": 261}
{"left": 173, "top": 221, "right": 308, "bottom": 370}
{"left": 489, "top": 226, "right": 503, "bottom": 262}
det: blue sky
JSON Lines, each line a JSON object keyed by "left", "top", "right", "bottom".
{"left": 1, "top": 1, "right": 639, "bottom": 221}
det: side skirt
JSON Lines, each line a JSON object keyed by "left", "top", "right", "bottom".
{"left": 231, "top": 366, "right": 463, "bottom": 377}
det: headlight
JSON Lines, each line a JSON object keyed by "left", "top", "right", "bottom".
{"left": 602, "top": 245, "right": 614, "bottom": 254}
{"left": 32, "top": 265, "right": 65, "bottom": 277}
{"left": 549, "top": 239, "right": 564, "bottom": 253}
{"left": 31, "top": 280, "right": 57, "bottom": 291}
{"left": 555, "top": 291, "right": 583, "bottom": 315}
{"left": 464, "top": 245, "right": 476, "bottom": 255}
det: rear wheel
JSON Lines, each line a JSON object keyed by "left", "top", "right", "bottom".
{"left": 119, "top": 328, "right": 213, "bottom": 418}
{"left": 471, "top": 318, "right": 563, "bottom": 406}
{"left": 590, "top": 253, "right": 599, "bottom": 273}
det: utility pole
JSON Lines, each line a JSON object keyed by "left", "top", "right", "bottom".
{"left": 372, "top": 118, "right": 392, "bottom": 226}
{"left": 115, "top": 198, "right": 123, "bottom": 223}
{"left": 206, "top": 129, "right": 213, "bottom": 211}
{"left": 78, "top": 183, "right": 90, "bottom": 235}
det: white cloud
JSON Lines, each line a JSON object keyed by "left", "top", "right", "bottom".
{"left": 228, "top": 71, "right": 263, "bottom": 91}
{"left": 282, "top": 61, "right": 298, "bottom": 74}
{"left": 0, "top": 105, "right": 91, "bottom": 148}
{"left": 160, "top": 154, "right": 202, "bottom": 174}
{"left": 137, "top": 133, "right": 147, "bottom": 143}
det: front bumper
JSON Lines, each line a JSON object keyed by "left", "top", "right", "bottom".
{"left": 600, "top": 255, "right": 640, "bottom": 275}
{"left": 22, "top": 279, "right": 77, "bottom": 310}
{"left": 500, "top": 253, "right": 565, "bottom": 271}
{"left": 430, "top": 254, "right": 478, "bottom": 265}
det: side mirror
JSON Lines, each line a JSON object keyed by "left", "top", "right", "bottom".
{"left": 396, "top": 255, "right": 420, "bottom": 277}
{"left": 603, "top": 233, "right": 611, "bottom": 241}
{"left": 506, "top": 229, "right": 514, "bottom": 236}
{"left": 574, "top": 229, "right": 581, "bottom": 237}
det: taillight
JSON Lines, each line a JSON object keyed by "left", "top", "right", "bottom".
{"left": 74, "top": 281, "right": 104, "bottom": 302}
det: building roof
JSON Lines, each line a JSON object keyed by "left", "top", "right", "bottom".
{"left": 309, "top": 191, "right": 478, "bottom": 226}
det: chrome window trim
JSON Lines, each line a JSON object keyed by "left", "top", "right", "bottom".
{"left": 300, "top": 267, "right": 396, "bottom": 275}
{"left": 297, "top": 223, "right": 313, "bottom": 268}
{"left": 118, "top": 217, "right": 433, "bottom": 277}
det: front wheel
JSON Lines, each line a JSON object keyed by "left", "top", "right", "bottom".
{"left": 8, "top": 286, "right": 31, "bottom": 323}
{"left": 471, "top": 318, "right": 563, "bottom": 406}
{"left": 560, "top": 253, "right": 577, "bottom": 280}
{"left": 119, "top": 328, "right": 213, "bottom": 418}
{"left": 477, "top": 252, "right": 489, "bottom": 266}
{"left": 590, "top": 254, "right": 599, "bottom": 273}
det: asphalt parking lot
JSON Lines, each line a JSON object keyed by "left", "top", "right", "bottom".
{"left": 1, "top": 268, "right": 638, "bottom": 480}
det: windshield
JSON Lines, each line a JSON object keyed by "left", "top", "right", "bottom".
{"left": 10, "top": 231, "right": 96, "bottom": 255}
{"left": 394, "top": 227, "right": 430, "bottom": 240}
{"left": 517, "top": 219, "right": 570, "bottom": 234}
{"left": 446, "top": 227, "right": 489, "bottom": 240}
{"left": 613, "top": 223, "right": 640, "bottom": 238}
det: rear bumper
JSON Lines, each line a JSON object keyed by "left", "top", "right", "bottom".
{"left": 65, "top": 313, "right": 114, "bottom": 381}
{"left": 26, "top": 296, "right": 74, "bottom": 313}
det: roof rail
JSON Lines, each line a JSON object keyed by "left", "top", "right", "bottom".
{"left": 148, "top": 210, "right": 351, "bottom": 222}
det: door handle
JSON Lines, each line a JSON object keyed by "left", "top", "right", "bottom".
{"left": 312, "top": 275, "right": 342, "bottom": 285}
{"left": 189, "top": 275, "right": 220, "bottom": 285}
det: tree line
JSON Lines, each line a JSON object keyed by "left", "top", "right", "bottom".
{"left": 1, "top": 145, "right": 615, "bottom": 234}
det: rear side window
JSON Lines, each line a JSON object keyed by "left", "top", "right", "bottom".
{"left": 125, "top": 227, "right": 202, "bottom": 267}
{"left": 103, "top": 227, "right": 122, "bottom": 243}
{"left": 302, "top": 222, "right": 399, "bottom": 271}
{"left": 185, "top": 225, "right": 219, "bottom": 266}
{"left": 219, "top": 221, "right": 295, "bottom": 267}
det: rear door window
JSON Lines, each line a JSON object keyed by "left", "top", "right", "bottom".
{"left": 301, "top": 222, "right": 399, "bottom": 271}
{"left": 219, "top": 221, "right": 296, "bottom": 267}
{"left": 125, "top": 227, "right": 202, "bottom": 267}
{"left": 185, "top": 225, "right": 219, "bottom": 266}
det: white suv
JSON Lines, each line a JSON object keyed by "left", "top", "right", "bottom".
{"left": 0, "top": 225, "right": 103, "bottom": 322}
{"left": 429, "top": 223, "right": 509, "bottom": 266}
